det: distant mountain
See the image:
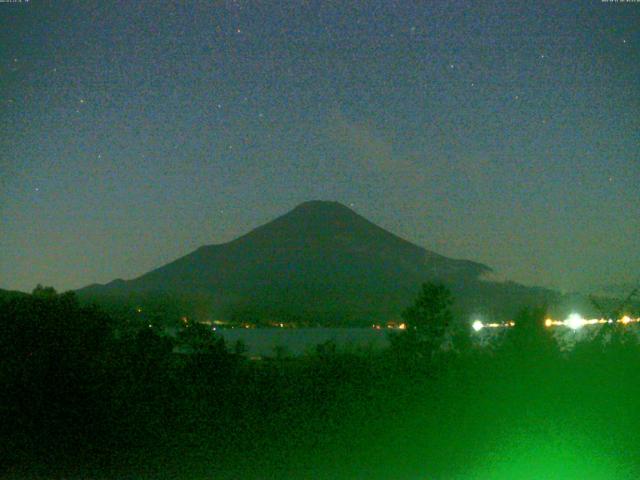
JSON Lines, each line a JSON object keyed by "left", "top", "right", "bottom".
{"left": 588, "top": 283, "right": 639, "bottom": 299}
{"left": 78, "top": 201, "right": 558, "bottom": 325}
{"left": 0, "top": 288, "right": 28, "bottom": 301}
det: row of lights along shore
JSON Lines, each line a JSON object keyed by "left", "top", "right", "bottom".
{"left": 472, "top": 314, "right": 640, "bottom": 332}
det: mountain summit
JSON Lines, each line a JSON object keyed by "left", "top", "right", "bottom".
{"left": 78, "top": 201, "right": 555, "bottom": 324}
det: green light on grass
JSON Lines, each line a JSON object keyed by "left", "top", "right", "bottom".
{"left": 453, "top": 431, "right": 630, "bottom": 480}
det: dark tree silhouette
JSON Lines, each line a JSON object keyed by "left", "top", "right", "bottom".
{"left": 501, "top": 306, "right": 558, "bottom": 367}
{"left": 402, "top": 283, "right": 453, "bottom": 342}
{"left": 389, "top": 282, "right": 454, "bottom": 363}
{"left": 178, "top": 322, "right": 227, "bottom": 355}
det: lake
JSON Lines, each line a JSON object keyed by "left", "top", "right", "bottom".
{"left": 216, "top": 327, "right": 392, "bottom": 357}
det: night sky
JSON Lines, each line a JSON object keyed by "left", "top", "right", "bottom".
{"left": 1, "top": 1, "right": 638, "bottom": 294}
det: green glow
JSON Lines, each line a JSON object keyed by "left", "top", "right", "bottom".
{"left": 454, "top": 432, "right": 630, "bottom": 480}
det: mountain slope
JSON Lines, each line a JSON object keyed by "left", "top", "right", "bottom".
{"left": 78, "top": 201, "right": 556, "bottom": 324}
{"left": 0, "top": 288, "right": 28, "bottom": 301}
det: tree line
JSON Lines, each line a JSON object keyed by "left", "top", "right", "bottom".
{"left": 1, "top": 283, "right": 640, "bottom": 479}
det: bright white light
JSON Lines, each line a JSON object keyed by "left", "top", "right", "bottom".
{"left": 472, "top": 320, "right": 484, "bottom": 332}
{"left": 565, "top": 313, "right": 586, "bottom": 330}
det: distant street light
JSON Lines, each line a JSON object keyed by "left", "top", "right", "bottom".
{"left": 565, "top": 313, "right": 586, "bottom": 330}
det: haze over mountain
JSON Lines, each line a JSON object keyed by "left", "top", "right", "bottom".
{"left": 78, "top": 201, "right": 557, "bottom": 325}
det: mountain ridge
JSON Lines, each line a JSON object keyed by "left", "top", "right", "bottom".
{"left": 78, "top": 201, "right": 555, "bottom": 324}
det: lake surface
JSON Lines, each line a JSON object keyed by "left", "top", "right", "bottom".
{"left": 217, "top": 327, "right": 392, "bottom": 357}
{"left": 187, "top": 322, "right": 640, "bottom": 357}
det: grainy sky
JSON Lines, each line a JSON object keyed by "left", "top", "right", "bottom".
{"left": 1, "top": 1, "right": 638, "bottom": 294}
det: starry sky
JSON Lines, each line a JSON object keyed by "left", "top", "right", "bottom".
{"left": 1, "top": 1, "right": 638, "bottom": 294}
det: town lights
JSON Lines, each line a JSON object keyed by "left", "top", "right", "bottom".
{"left": 543, "top": 314, "right": 640, "bottom": 329}
{"left": 472, "top": 320, "right": 484, "bottom": 332}
{"left": 565, "top": 313, "right": 586, "bottom": 330}
{"left": 471, "top": 320, "right": 514, "bottom": 331}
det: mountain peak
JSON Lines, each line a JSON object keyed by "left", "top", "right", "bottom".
{"left": 291, "top": 200, "right": 356, "bottom": 215}
{"left": 294, "top": 199, "right": 349, "bottom": 208}
{"left": 236, "top": 199, "right": 372, "bottom": 247}
{"left": 76, "top": 201, "right": 552, "bottom": 324}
